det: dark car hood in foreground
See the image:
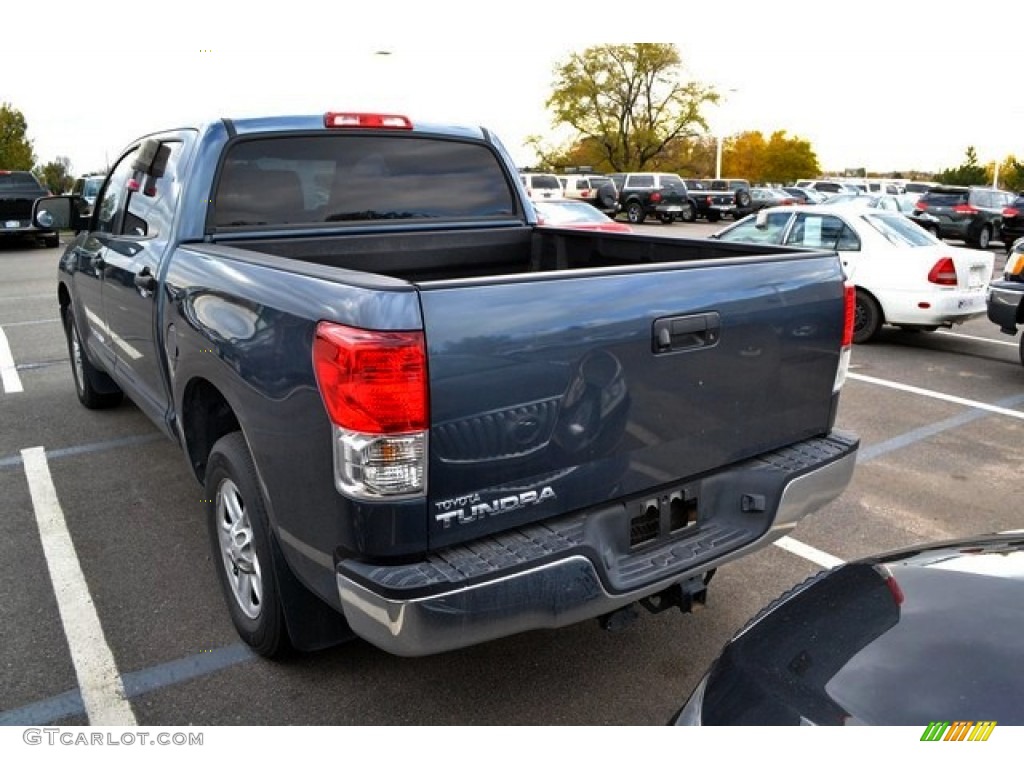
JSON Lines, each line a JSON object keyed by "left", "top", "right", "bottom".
{"left": 679, "top": 534, "right": 1024, "bottom": 725}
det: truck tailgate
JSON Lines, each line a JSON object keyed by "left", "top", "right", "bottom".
{"left": 419, "top": 253, "right": 845, "bottom": 546}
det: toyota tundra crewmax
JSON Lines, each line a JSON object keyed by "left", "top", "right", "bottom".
{"left": 36, "top": 112, "right": 859, "bottom": 658}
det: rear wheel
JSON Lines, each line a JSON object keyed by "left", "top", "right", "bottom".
{"left": 971, "top": 225, "right": 991, "bottom": 250}
{"left": 735, "top": 189, "right": 752, "bottom": 209}
{"left": 853, "top": 290, "right": 883, "bottom": 344}
{"left": 626, "top": 202, "right": 646, "bottom": 225}
{"left": 678, "top": 202, "right": 697, "bottom": 223}
{"left": 64, "top": 308, "right": 123, "bottom": 409}
{"left": 206, "top": 431, "right": 290, "bottom": 658}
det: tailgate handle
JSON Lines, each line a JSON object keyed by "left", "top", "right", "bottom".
{"left": 653, "top": 312, "right": 720, "bottom": 353}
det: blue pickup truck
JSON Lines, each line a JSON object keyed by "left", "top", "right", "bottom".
{"left": 36, "top": 111, "right": 859, "bottom": 658}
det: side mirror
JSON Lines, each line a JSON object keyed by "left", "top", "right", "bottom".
{"left": 755, "top": 210, "right": 768, "bottom": 229}
{"left": 33, "top": 196, "right": 91, "bottom": 233}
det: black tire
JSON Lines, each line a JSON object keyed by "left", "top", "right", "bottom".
{"left": 626, "top": 201, "right": 646, "bottom": 225}
{"left": 678, "top": 202, "right": 697, "bottom": 223}
{"left": 64, "top": 308, "right": 123, "bottom": 409}
{"left": 1019, "top": 333, "right": 1024, "bottom": 367}
{"left": 206, "top": 431, "right": 290, "bottom": 658}
{"left": 735, "top": 189, "right": 752, "bottom": 209}
{"left": 658, "top": 213, "right": 675, "bottom": 224}
{"left": 971, "top": 225, "right": 991, "bottom": 250}
{"left": 853, "top": 290, "right": 883, "bottom": 344}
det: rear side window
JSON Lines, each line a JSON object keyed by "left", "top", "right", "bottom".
{"left": 786, "top": 213, "right": 860, "bottom": 251}
{"left": 213, "top": 135, "right": 517, "bottom": 228}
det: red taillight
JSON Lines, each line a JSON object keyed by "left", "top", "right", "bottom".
{"left": 650, "top": 191, "right": 662, "bottom": 203}
{"left": 842, "top": 282, "right": 855, "bottom": 347}
{"left": 581, "top": 189, "right": 592, "bottom": 198}
{"left": 928, "top": 257, "right": 958, "bottom": 286}
{"left": 313, "top": 322, "right": 427, "bottom": 434}
{"left": 1004, "top": 207, "right": 1019, "bottom": 217}
{"left": 323, "top": 112, "right": 412, "bottom": 129}
{"left": 953, "top": 203, "right": 978, "bottom": 214}
{"left": 914, "top": 201, "right": 927, "bottom": 210}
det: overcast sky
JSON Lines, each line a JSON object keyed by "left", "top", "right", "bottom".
{"left": 6, "top": 1, "right": 1021, "bottom": 179}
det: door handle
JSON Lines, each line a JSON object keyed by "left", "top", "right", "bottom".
{"left": 134, "top": 268, "right": 157, "bottom": 292}
{"left": 653, "top": 312, "right": 721, "bottom": 353}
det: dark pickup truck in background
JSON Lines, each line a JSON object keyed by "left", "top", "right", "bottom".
{"left": 37, "top": 111, "right": 859, "bottom": 659}
{"left": 607, "top": 172, "right": 697, "bottom": 224}
{"left": 0, "top": 170, "right": 58, "bottom": 247}
{"left": 987, "top": 239, "right": 1024, "bottom": 365}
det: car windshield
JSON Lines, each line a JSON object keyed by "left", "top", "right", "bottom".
{"left": 83, "top": 178, "right": 104, "bottom": 198}
{"left": 822, "top": 194, "right": 865, "bottom": 206}
{"left": 0, "top": 172, "right": 45, "bottom": 194}
{"left": 534, "top": 201, "right": 608, "bottom": 224}
{"left": 863, "top": 212, "right": 938, "bottom": 247}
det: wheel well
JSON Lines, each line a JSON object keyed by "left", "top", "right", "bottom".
{"left": 182, "top": 378, "right": 241, "bottom": 484}
{"left": 856, "top": 285, "right": 882, "bottom": 313}
{"left": 58, "top": 284, "right": 70, "bottom": 323}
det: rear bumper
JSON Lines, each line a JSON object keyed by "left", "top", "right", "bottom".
{"left": 882, "top": 288, "right": 988, "bottom": 326}
{"left": 987, "top": 280, "right": 1024, "bottom": 333}
{"left": 336, "top": 430, "right": 859, "bottom": 656}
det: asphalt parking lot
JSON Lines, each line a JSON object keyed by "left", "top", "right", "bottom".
{"left": 1, "top": 226, "right": 1021, "bottom": 727}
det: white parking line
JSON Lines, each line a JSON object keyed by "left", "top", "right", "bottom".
{"left": 849, "top": 372, "right": 1024, "bottom": 420}
{"left": 21, "top": 446, "right": 136, "bottom": 725}
{"left": 0, "top": 326, "right": 24, "bottom": 393}
{"left": 935, "top": 329, "right": 1017, "bottom": 347}
{"left": 774, "top": 536, "right": 845, "bottom": 569}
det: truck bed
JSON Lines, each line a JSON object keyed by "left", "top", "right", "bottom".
{"left": 199, "top": 225, "right": 810, "bottom": 282}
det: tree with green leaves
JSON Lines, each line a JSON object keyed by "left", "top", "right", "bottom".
{"left": 0, "top": 102, "right": 35, "bottom": 170}
{"left": 35, "top": 155, "right": 73, "bottom": 195}
{"left": 528, "top": 44, "right": 718, "bottom": 172}
{"left": 936, "top": 146, "right": 987, "bottom": 186}
{"left": 995, "top": 156, "right": 1023, "bottom": 191}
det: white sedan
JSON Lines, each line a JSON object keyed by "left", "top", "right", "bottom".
{"left": 709, "top": 204, "right": 995, "bottom": 343}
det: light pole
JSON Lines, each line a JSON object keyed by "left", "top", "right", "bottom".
{"left": 714, "top": 88, "right": 738, "bottom": 180}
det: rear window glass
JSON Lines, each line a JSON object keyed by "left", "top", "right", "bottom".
{"left": 864, "top": 212, "right": 936, "bottom": 247}
{"left": 213, "top": 135, "right": 517, "bottom": 228}
{"left": 922, "top": 190, "right": 969, "bottom": 206}
{"left": 527, "top": 175, "right": 561, "bottom": 191}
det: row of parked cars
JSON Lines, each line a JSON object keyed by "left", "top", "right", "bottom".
{"left": 519, "top": 169, "right": 1024, "bottom": 726}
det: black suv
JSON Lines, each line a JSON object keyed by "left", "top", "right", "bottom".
{"left": 0, "top": 170, "right": 58, "bottom": 247}
{"left": 606, "top": 172, "right": 694, "bottom": 224}
{"left": 1000, "top": 193, "right": 1024, "bottom": 252}
{"left": 910, "top": 185, "right": 1015, "bottom": 250}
